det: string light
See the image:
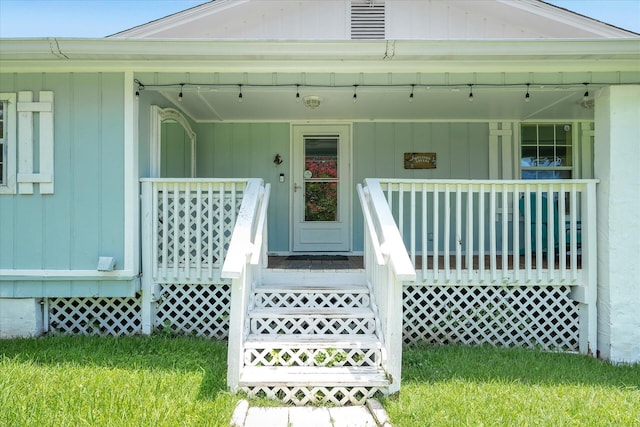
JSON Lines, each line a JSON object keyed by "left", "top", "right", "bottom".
{"left": 178, "top": 84, "right": 184, "bottom": 102}
{"left": 132, "top": 80, "right": 636, "bottom": 103}
{"left": 525, "top": 83, "right": 530, "bottom": 102}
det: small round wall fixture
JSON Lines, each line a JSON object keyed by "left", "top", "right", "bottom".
{"left": 303, "top": 95, "right": 322, "bottom": 109}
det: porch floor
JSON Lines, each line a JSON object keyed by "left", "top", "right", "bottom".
{"left": 268, "top": 254, "right": 581, "bottom": 270}
{"left": 268, "top": 255, "right": 364, "bottom": 270}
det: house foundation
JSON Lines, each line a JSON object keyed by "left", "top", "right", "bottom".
{"left": 0, "top": 298, "right": 44, "bottom": 338}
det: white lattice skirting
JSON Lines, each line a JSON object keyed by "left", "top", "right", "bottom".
{"left": 47, "top": 284, "right": 579, "bottom": 352}
{"left": 47, "top": 284, "right": 231, "bottom": 338}
{"left": 403, "top": 284, "right": 580, "bottom": 351}
{"left": 155, "top": 283, "right": 231, "bottom": 339}
{"left": 240, "top": 386, "right": 381, "bottom": 406}
{"left": 47, "top": 295, "right": 143, "bottom": 335}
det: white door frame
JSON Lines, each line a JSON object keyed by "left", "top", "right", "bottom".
{"left": 290, "top": 123, "right": 352, "bottom": 253}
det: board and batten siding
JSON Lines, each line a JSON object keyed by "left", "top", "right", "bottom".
{"left": 352, "top": 122, "right": 490, "bottom": 251}
{"left": 195, "top": 122, "right": 291, "bottom": 252}
{"left": 191, "top": 121, "right": 489, "bottom": 253}
{"left": 0, "top": 72, "right": 132, "bottom": 297}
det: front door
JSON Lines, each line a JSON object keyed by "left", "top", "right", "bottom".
{"left": 292, "top": 124, "right": 351, "bottom": 252}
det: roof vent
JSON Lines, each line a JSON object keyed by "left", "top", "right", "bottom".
{"left": 351, "top": 1, "right": 385, "bottom": 40}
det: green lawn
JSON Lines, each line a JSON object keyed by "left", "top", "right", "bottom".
{"left": 385, "top": 343, "right": 640, "bottom": 426}
{"left": 1, "top": 337, "right": 639, "bottom": 426}
{"left": 0, "top": 335, "right": 237, "bottom": 427}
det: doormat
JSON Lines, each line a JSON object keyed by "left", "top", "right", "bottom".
{"left": 285, "top": 255, "right": 349, "bottom": 261}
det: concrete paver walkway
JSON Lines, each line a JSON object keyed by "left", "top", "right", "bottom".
{"left": 230, "top": 399, "right": 392, "bottom": 427}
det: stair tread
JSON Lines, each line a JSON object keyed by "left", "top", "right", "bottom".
{"left": 244, "top": 333, "right": 382, "bottom": 348}
{"left": 239, "top": 366, "right": 389, "bottom": 387}
{"left": 249, "top": 307, "right": 374, "bottom": 317}
{"left": 255, "top": 283, "right": 368, "bottom": 293}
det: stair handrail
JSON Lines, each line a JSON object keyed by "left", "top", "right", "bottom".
{"left": 222, "top": 179, "right": 270, "bottom": 392}
{"left": 361, "top": 179, "right": 416, "bottom": 281}
{"left": 358, "top": 179, "right": 416, "bottom": 395}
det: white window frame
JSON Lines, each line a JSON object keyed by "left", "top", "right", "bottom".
{"left": 0, "top": 93, "right": 17, "bottom": 194}
{"left": 520, "top": 122, "right": 575, "bottom": 180}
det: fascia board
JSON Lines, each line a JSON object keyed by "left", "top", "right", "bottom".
{"left": 1, "top": 38, "right": 638, "bottom": 73}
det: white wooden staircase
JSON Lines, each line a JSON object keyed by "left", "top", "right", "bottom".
{"left": 237, "top": 271, "right": 390, "bottom": 405}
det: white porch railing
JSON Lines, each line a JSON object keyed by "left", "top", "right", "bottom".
{"left": 141, "top": 178, "right": 249, "bottom": 284}
{"left": 363, "top": 178, "right": 598, "bottom": 355}
{"left": 140, "top": 178, "right": 263, "bottom": 336}
{"left": 357, "top": 183, "right": 416, "bottom": 394}
{"left": 221, "top": 180, "right": 270, "bottom": 393}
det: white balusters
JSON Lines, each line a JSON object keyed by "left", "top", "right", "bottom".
{"left": 369, "top": 179, "right": 595, "bottom": 287}
{"left": 141, "top": 179, "right": 251, "bottom": 284}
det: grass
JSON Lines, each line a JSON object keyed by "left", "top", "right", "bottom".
{"left": 384, "top": 343, "right": 640, "bottom": 427}
{"left": 0, "top": 335, "right": 238, "bottom": 427}
{"left": 1, "top": 337, "right": 639, "bottom": 426}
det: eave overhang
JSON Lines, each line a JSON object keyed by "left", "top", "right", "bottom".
{"left": 1, "top": 38, "right": 639, "bottom": 74}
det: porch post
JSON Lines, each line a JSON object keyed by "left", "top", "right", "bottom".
{"left": 594, "top": 85, "right": 640, "bottom": 363}
{"left": 140, "top": 181, "right": 157, "bottom": 335}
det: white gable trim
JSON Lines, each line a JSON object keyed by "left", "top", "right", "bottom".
{"left": 509, "top": 0, "right": 638, "bottom": 37}
{"left": 110, "top": 0, "right": 248, "bottom": 38}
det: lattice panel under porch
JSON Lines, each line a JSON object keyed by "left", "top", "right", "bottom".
{"left": 155, "top": 283, "right": 231, "bottom": 339}
{"left": 403, "top": 285, "right": 579, "bottom": 351}
{"left": 250, "top": 317, "right": 376, "bottom": 335}
{"left": 156, "top": 191, "right": 243, "bottom": 270}
{"left": 240, "top": 386, "right": 381, "bottom": 406}
{"left": 244, "top": 347, "right": 381, "bottom": 368}
{"left": 254, "top": 291, "right": 370, "bottom": 309}
{"left": 47, "top": 295, "right": 142, "bottom": 336}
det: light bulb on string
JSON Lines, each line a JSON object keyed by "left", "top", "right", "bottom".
{"left": 525, "top": 84, "right": 531, "bottom": 102}
{"left": 468, "top": 84, "right": 474, "bottom": 102}
{"left": 409, "top": 85, "right": 415, "bottom": 103}
{"left": 178, "top": 84, "right": 184, "bottom": 102}
{"left": 238, "top": 85, "right": 243, "bottom": 103}
{"left": 296, "top": 85, "right": 301, "bottom": 103}
{"left": 353, "top": 85, "right": 358, "bottom": 103}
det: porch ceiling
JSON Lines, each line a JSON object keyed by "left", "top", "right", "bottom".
{"left": 144, "top": 74, "right": 603, "bottom": 122}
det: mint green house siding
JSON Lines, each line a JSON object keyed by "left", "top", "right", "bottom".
{"left": 195, "top": 122, "right": 291, "bottom": 252}
{"left": 188, "top": 121, "right": 490, "bottom": 253}
{"left": 0, "top": 72, "right": 133, "bottom": 297}
{"left": 352, "top": 122, "right": 491, "bottom": 252}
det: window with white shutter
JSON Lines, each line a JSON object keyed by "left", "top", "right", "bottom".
{"left": 16, "top": 91, "right": 55, "bottom": 194}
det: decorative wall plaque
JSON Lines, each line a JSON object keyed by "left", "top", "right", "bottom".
{"left": 404, "top": 152, "right": 436, "bottom": 169}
